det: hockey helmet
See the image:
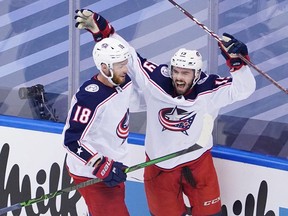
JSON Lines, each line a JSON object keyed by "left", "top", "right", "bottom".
{"left": 93, "top": 38, "right": 130, "bottom": 71}
{"left": 171, "top": 48, "right": 203, "bottom": 72}
{"left": 171, "top": 48, "right": 203, "bottom": 86}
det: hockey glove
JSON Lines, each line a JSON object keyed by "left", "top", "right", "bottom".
{"left": 90, "top": 156, "right": 127, "bottom": 187}
{"left": 219, "top": 33, "right": 250, "bottom": 72}
{"left": 75, "top": 9, "right": 114, "bottom": 42}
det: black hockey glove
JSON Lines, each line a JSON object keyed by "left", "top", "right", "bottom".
{"left": 219, "top": 33, "right": 250, "bottom": 72}
{"left": 87, "top": 155, "right": 127, "bottom": 187}
{"left": 75, "top": 9, "right": 114, "bottom": 42}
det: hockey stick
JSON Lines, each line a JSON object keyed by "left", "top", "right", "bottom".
{"left": 167, "top": 0, "right": 288, "bottom": 94}
{"left": 0, "top": 146, "right": 202, "bottom": 215}
{"left": 0, "top": 114, "right": 213, "bottom": 215}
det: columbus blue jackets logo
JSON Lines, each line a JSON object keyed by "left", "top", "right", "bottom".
{"left": 158, "top": 106, "right": 196, "bottom": 135}
{"left": 85, "top": 84, "right": 99, "bottom": 92}
{"left": 160, "top": 66, "right": 170, "bottom": 78}
{"left": 116, "top": 109, "right": 129, "bottom": 143}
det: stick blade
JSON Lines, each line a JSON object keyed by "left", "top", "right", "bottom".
{"left": 0, "top": 203, "right": 22, "bottom": 215}
{"left": 196, "top": 114, "right": 214, "bottom": 147}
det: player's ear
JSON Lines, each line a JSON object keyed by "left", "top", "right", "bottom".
{"left": 100, "top": 63, "right": 111, "bottom": 76}
{"left": 100, "top": 63, "right": 107, "bottom": 70}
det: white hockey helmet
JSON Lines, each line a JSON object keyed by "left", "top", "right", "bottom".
{"left": 171, "top": 48, "right": 203, "bottom": 86}
{"left": 171, "top": 48, "right": 203, "bottom": 72}
{"left": 92, "top": 38, "right": 130, "bottom": 85}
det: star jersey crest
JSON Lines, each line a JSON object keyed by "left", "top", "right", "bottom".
{"left": 158, "top": 106, "right": 196, "bottom": 135}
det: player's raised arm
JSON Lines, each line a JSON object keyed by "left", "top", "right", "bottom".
{"left": 74, "top": 9, "right": 158, "bottom": 92}
{"left": 206, "top": 33, "right": 256, "bottom": 109}
{"left": 75, "top": 9, "right": 114, "bottom": 42}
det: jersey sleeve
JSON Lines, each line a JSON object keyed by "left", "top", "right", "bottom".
{"left": 111, "top": 33, "right": 157, "bottom": 91}
{"left": 63, "top": 83, "right": 104, "bottom": 164}
{"left": 208, "top": 65, "right": 256, "bottom": 109}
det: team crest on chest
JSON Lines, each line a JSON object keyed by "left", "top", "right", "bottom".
{"left": 158, "top": 106, "right": 196, "bottom": 135}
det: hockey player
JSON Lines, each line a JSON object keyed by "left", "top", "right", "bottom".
{"left": 75, "top": 9, "right": 256, "bottom": 216}
{"left": 62, "top": 35, "right": 145, "bottom": 216}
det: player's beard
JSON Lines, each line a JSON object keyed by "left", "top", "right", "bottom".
{"left": 112, "top": 75, "right": 126, "bottom": 85}
{"left": 173, "top": 80, "right": 193, "bottom": 95}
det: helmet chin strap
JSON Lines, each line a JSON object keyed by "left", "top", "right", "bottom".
{"left": 99, "top": 67, "right": 119, "bottom": 86}
{"left": 188, "top": 70, "right": 201, "bottom": 90}
{"left": 192, "top": 71, "right": 201, "bottom": 87}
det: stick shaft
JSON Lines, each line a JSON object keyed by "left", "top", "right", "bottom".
{"left": 125, "top": 144, "right": 202, "bottom": 173}
{"left": 168, "top": 0, "right": 221, "bottom": 42}
{"left": 0, "top": 144, "right": 202, "bottom": 215}
{"left": 168, "top": 0, "right": 288, "bottom": 94}
{"left": 239, "top": 55, "right": 288, "bottom": 94}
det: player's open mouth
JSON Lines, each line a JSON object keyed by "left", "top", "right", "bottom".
{"left": 176, "top": 82, "right": 185, "bottom": 89}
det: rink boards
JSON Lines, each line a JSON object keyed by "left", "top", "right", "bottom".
{"left": 0, "top": 115, "right": 287, "bottom": 216}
